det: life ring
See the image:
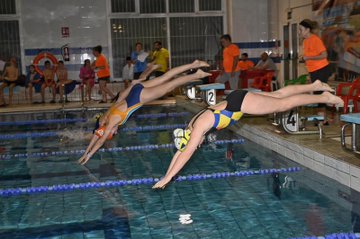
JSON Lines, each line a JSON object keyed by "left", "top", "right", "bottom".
{"left": 33, "top": 52, "right": 58, "bottom": 75}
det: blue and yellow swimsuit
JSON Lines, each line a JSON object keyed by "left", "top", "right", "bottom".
{"left": 211, "top": 89, "right": 248, "bottom": 130}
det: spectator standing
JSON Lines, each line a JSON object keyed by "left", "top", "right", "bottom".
{"left": 131, "top": 42, "right": 148, "bottom": 80}
{"left": 92, "top": 45, "right": 115, "bottom": 103}
{"left": 216, "top": 34, "right": 241, "bottom": 90}
{"left": 299, "top": 19, "right": 332, "bottom": 125}
{"left": 151, "top": 41, "right": 170, "bottom": 77}
{"left": 122, "top": 56, "right": 134, "bottom": 88}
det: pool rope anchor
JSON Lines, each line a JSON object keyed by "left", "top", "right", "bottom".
{"left": 0, "top": 139, "right": 245, "bottom": 160}
{"left": 0, "top": 167, "right": 301, "bottom": 197}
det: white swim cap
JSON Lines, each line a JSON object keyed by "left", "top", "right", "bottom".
{"left": 173, "top": 128, "right": 191, "bottom": 152}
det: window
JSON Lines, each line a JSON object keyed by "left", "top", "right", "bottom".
{"left": 110, "top": 0, "right": 224, "bottom": 78}
{"left": 0, "top": 0, "right": 16, "bottom": 14}
{"left": 111, "top": 18, "right": 167, "bottom": 78}
{"left": 199, "top": 0, "right": 222, "bottom": 11}
{"left": 169, "top": 0, "right": 194, "bottom": 13}
{"left": 170, "top": 17, "right": 223, "bottom": 66}
{"left": 0, "top": 21, "right": 21, "bottom": 69}
{"left": 139, "top": 0, "right": 165, "bottom": 13}
{"left": 111, "top": 0, "right": 135, "bottom": 13}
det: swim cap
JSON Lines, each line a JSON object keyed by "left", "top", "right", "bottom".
{"left": 95, "top": 126, "right": 113, "bottom": 140}
{"left": 173, "top": 128, "right": 191, "bottom": 152}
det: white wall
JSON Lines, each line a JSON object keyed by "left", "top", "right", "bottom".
{"left": 20, "top": 0, "right": 109, "bottom": 80}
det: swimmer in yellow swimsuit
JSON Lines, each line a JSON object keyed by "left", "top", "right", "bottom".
{"left": 153, "top": 80, "right": 344, "bottom": 189}
{"left": 78, "top": 60, "right": 211, "bottom": 165}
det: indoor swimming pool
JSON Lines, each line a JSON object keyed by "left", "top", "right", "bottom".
{"left": 0, "top": 106, "right": 359, "bottom": 239}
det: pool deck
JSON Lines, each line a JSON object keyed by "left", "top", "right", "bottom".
{"left": 176, "top": 96, "right": 360, "bottom": 193}
{"left": 1, "top": 96, "right": 359, "bottom": 193}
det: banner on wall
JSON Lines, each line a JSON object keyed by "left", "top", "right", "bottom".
{"left": 314, "top": 0, "right": 360, "bottom": 78}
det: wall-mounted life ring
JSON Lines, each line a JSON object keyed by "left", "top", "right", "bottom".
{"left": 33, "top": 52, "right": 58, "bottom": 75}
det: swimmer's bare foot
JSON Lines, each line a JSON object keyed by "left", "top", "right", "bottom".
{"left": 322, "top": 91, "right": 344, "bottom": 106}
{"left": 192, "top": 60, "right": 210, "bottom": 68}
{"left": 313, "top": 79, "right": 334, "bottom": 92}
{"left": 195, "top": 69, "right": 212, "bottom": 78}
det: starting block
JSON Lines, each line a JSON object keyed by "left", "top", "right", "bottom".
{"left": 273, "top": 107, "right": 324, "bottom": 138}
{"left": 341, "top": 113, "right": 360, "bottom": 154}
{"left": 196, "top": 83, "right": 225, "bottom": 105}
{"left": 185, "top": 80, "right": 203, "bottom": 100}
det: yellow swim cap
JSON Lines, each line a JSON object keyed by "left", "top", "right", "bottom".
{"left": 173, "top": 128, "right": 191, "bottom": 152}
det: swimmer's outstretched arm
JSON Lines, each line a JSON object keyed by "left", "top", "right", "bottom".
{"left": 78, "top": 122, "right": 118, "bottom": 165}
{"left": 152, "top": 125, "right": 206, "bottom": 189}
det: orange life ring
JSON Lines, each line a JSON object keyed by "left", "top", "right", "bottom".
{"left": 33, "top": 52, "right": 58, "bottom": 76}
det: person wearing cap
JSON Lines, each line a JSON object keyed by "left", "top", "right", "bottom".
{"left": 152, "top": 81, "right": 343, "bottom": 189}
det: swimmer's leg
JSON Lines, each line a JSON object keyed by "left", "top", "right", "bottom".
{"left": 258, "top": 80, "right": 334, "bottom": 99}
{"left": 141, "top": 69, "right": 211, "bottom": 103}
{"left": 141, "top": 60, "right": 209, "bottom": 88}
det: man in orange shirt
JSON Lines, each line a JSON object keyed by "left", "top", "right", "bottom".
{"left": 92, "top": 45, "right": 115, "bottom": 103}
{"left": 216, "top": 34, "right": 241, "bottom": 90}
{"left": 299, "top": 19, "right": 332, "bottom": 125}
{"left": 238, "top": 53, "right": 254, "bottom": 71}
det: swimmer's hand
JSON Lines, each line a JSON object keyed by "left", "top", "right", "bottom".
{"left": 152, "top": 176, "right": 171, "bottom": 189}
{"left": 78, "top": 154, "right": 90, "bottom": 165}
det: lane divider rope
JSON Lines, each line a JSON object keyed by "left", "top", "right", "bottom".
{"left": 0, "top": 112, "right": 190, "bottom": 126}
{"left": 0, "top": 139, "right": 245, "bottom": 160}
{"left": 0, "top": 167, "right": 301, "bottom": 197}
{"left": 290, "top": 232, "right": 360, "bottom": 239}
{"left": 0, "top": 124, "right": 188, "bottom": 140}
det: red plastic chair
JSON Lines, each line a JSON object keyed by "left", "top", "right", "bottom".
{"left": 251, "top": 72, "right": 274, "bottom": 92}
{"left": 352, "top": 85, "right": 360, "bottom": 113}
{"left": 336, "top": 78, "right": 360, "bottom": 113}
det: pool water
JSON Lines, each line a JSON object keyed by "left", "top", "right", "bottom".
{"left": 0, "top": 106, "right": 359, "bottom": 239}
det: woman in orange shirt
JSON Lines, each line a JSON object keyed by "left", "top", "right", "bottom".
{"left": 92, "top": 45, "right": 115, "bottom": 103}
{"left": 299, "top": 19, "right": 332, "bottom": 125}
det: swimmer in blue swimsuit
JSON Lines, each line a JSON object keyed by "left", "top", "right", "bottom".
{"left": 79, "top": 60, "right": 211, "bottom": 165}
{"left": 153, "top": 80, "right": 344, "bottom": 189}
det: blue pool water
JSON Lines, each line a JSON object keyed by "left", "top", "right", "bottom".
{"left": 0, "top": 106, "right": 359, "bottom": 239}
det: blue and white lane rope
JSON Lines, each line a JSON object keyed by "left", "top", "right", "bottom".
{"left": 0, "top": 124, "right": 188, "bottom": 140}
{"left": 0, "top": 112, "right": 190, "bottom": 126}
{"left": 0, "top": 167, "right": 301, "bottom": 197}
{"left": 0, "top": 139, "right": 245, "bottom": 160}
{"left": 290, "top": 232, "right": 360, "bottom": 239}
{"left": 0, "top": 118, "right": 87, "bottom": 126}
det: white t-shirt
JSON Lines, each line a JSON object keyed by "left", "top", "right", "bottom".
{"left": 122, "top": 64, "right": 134, "bottom": 81}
